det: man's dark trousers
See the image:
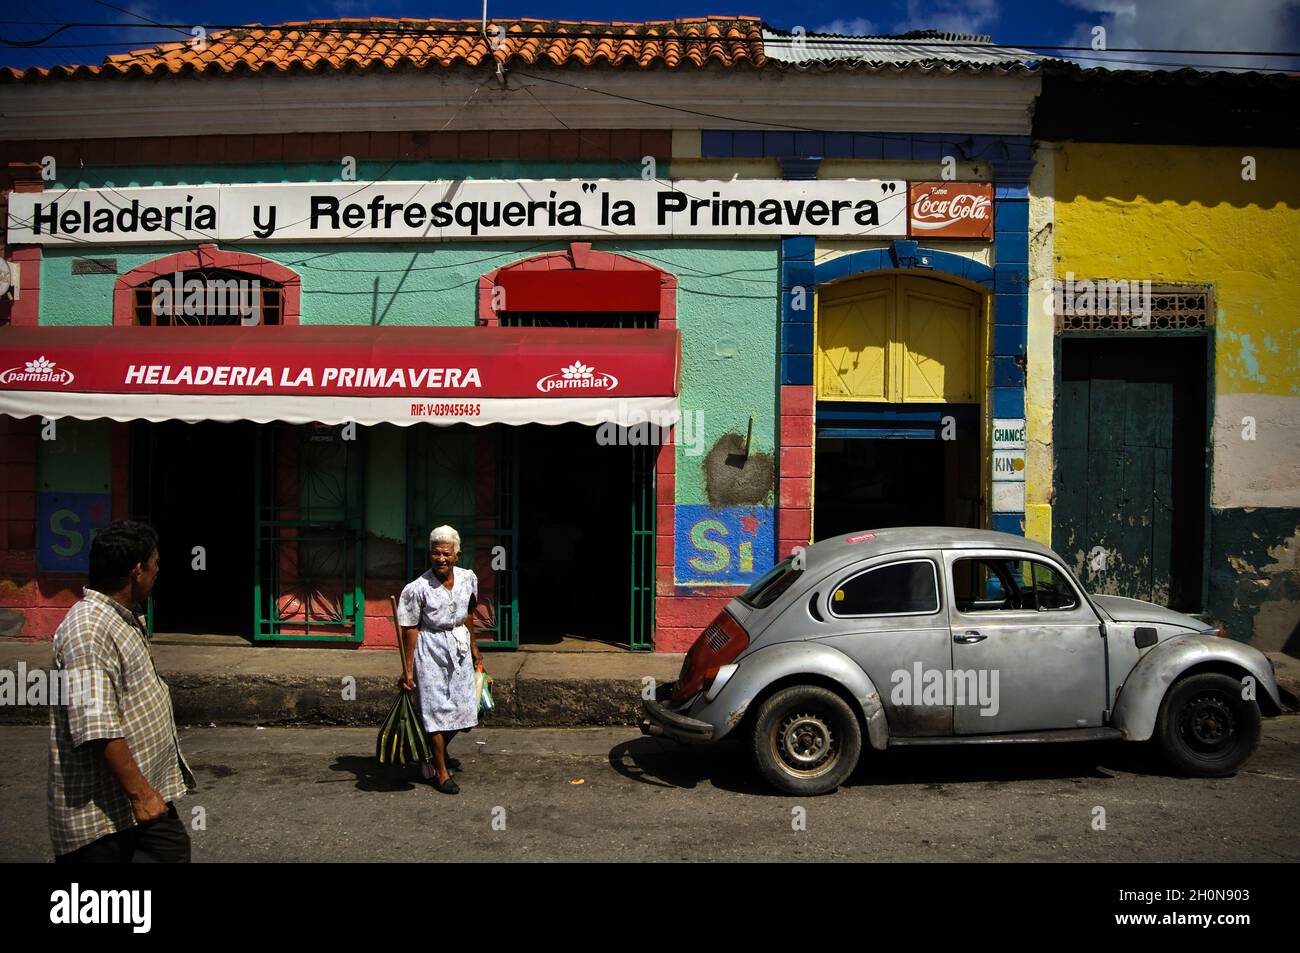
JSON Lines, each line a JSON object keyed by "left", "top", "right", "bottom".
{"left": 54, "top": 802, "right": 191, "bottom": 863}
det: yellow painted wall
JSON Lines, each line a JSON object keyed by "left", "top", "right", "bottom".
{"left": 1053, "top": 144, "right": 1300, "bottom": 396}
{"left": 1025, "top": 144, "right": 1056, "bottom": 546}
{"left": 1051, "top": 143, "right": 1300, "bottom": 512}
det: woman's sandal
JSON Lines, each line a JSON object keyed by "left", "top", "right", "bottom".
{"left": 433, "top": 776, "right": 460, "bottom": 795}
{"left": 446, "top": 757, "right": 462, "bottom": 771}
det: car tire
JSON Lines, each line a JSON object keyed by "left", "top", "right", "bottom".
{"left": 1154, "top": 673, "right": 1261, "bottom": 777}
{"left": 750, "top": 685, "right": 862, "bottom": 795}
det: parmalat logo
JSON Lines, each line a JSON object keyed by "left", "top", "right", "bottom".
{"left": 536, "top": 360, "right": 618, "bottom": 393}
{"left": 0, "top": 355, "right": 75, "bottom": 385}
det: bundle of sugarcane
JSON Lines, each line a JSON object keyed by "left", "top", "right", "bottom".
{"left": 376, "top": 689, "right": 430, "bottom": 766}
{"left": 376, "top": 595, "right": 432, "bottom": 768}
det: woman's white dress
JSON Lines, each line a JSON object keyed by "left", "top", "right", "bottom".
{"left": 396, "top": 565, "right": 479, "bottom": 733}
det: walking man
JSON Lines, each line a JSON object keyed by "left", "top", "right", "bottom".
{"left": 49, "top": 520, "right": 196, "bottom": 862}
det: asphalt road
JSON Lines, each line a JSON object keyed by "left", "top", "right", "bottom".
{"left": 4, "top": 718, "right": 1298, "bottom": 862}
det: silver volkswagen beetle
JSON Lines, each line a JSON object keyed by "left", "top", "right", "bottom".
{"left": 641, "top": 528, "right": 1283, "bottom": 795}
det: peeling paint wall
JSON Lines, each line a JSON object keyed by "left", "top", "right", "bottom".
{"left": 1050, "top": 142, "right": 1300, "bottom": 646}
{"left": 1025, "top": 143, "right": 1056, "bottom": 546}
{"left": 1209, "top": 511, "right": 1300, "bottom": 653}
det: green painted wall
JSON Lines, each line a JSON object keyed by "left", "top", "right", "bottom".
{"left": 36, "top": 159, "right": 780, "bottom": 515}
{"left": 365, "top": 424, "right": 407, "bottom": 543}
{"left": 39, "top": 238, "right": 778, "bottom": 508}
{"left": 37, "top": 418, "right": 111, "bottom": 493}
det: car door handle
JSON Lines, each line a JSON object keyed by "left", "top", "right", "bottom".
{"left": 954, "top": 630, "right": 986, "bottom": 644}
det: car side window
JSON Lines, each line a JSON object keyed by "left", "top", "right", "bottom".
{"left": 952, "top": 557, "right": 1078, "bottom": 612}
{"left": 830, "top": 559, "right": 940, "bottom": 617}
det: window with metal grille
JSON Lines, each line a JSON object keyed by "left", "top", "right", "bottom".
{"left": 132, "top": 268, "right": 283, "bottom": 326}
{"left": 498, "top": 312, "right": 657, "bottom": 328}
{"left": 1055, "top": 283, "right": 1211, "bottom": 333}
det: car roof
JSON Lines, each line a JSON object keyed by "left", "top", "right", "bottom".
{"left": 797, "top": 527, "right": 1065, "bottom": 576}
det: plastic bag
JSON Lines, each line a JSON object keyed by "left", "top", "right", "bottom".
{"left": 475, "top": 662, "right": 495, "bottom": 714}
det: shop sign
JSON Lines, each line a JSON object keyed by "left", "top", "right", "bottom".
{"left": 991, "top": 417, "right": 1026, "bottom": 514}
{"left": 993, "top": 450, "right": 1027, "bottom": 482}
{"left": 8, "top": 179, "right": 910, "bottom": 244}
{"left": 675, "top": 505, "right": 774, "bottom": 585}
{"left": 991, "top": 418, "right": 1027, "bottom": 450}
{"left": 908, "top": 181, "right": 994, "bottom": 239}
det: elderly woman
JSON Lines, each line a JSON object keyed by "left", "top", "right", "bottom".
{"left": 397, "top": 525, "right": 483, "bottom": 795}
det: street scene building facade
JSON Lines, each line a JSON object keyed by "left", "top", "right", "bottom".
{"left": 0, "top": 17, "right": 1294, "bottom": 660}
{"left": 1031, "top": 65, "right": 1300, "bottom": 654}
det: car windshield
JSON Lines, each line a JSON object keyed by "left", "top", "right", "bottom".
{"left": 739, "top": 557, "right": 803, "bottom": 609}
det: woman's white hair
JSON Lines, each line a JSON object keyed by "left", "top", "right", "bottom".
{"left": 428, "top": 524, "right": 461, "bottom": 555}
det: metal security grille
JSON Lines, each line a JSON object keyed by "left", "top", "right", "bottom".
{"left": 629, "top": 442, "right": 656, "bottom": 651}
{"left": 133, "top": 268, "right": 283, "bottom": 326}
{"left": 254, "top": 424, "right": 366, "bottom": 642}
{"left": 1055, "top": 284, "right": 1211, "bottom": 333}
{"left": 499, "top": 312, "right": 657, "bottom": 328}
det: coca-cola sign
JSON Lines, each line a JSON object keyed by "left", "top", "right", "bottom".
{"left": 908, "top": 182, "right": 994, "bottom": 239}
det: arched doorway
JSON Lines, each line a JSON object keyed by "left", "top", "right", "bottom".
{"left": 813, "top": 272, "right": 986, "bottom": 538}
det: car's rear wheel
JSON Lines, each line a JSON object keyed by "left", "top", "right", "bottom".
{"left": 750, "top": 685, "right": 862, "bottom": 795}
{"left": 1155, "top": 673, "right": 1261, "bottom": 777}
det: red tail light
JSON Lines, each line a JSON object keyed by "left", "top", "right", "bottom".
{"left": 672, "top": 610, "right": 749, "bottom": 702}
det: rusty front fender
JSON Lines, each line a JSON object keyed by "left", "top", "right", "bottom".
{"left": 1111, "top": 634, "right": 1282, "bottom": 741}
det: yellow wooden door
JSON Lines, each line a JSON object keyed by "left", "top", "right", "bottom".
{"left": 816, "top": 274, "right": 981, "bottom": 403}
{"left": 815, "top": 282, "right": 891, "bottom": 401}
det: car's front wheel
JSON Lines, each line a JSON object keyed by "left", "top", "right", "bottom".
{"left": 1155, "top": 672, "right": 1261, "bottom": 777}
{"left": 750, "top": 685, "right": 862, "bottom": 795}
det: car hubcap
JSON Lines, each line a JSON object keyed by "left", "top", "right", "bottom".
{"left": 775, "top": 711, "right": 836, "bottom": 776}
{"left": 1179, "top": 693, "right": 1237, "bottom": 753}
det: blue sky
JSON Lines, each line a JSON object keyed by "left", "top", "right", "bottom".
{"left": 2, "top": 0, "right": 1298, "bottom": 71}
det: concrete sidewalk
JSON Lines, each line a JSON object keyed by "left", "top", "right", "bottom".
{"left": 0, "top": 638, "right": 683, "bottom": 728}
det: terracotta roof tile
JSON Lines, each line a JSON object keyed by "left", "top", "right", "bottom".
{"left": 4, "top": 16, "right": 766, "bottom": 80}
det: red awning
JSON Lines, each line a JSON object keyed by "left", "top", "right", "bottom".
{"left": 0, "top": 325, "right": 681, "bottom": 427}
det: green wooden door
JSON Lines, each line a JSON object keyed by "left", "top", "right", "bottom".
{"left": 1055, "top": 344, "right": 1184, "bottom": 607}
{"left": 1056, "top": 378, "right": 1174, "bottom": 604}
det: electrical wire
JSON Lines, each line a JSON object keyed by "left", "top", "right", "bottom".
{"left": 0, "top": 19, "right": 1297, "bottom": 72}
{"left": 0, "top": 19, "right": 1296, "bottom": 57}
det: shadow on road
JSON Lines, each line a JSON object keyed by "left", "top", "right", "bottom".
{"left": 610, "top": 735, "right": 1172, "bottom": 794}
{"left": 327, "top": 755, "right": 420, "bottom": 792}
{"left": 857, "top": 741, "right": 1161, "bottom": 787}
{"left": 608, "top": 738, "right": 778, "bottom": 795}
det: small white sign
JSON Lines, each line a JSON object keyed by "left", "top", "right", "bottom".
{"left": 992, "top": 482, "right": 1026, "bottom": 514}
{"left": 992, "top": 418, "right": 1026, "bottom": 450}
{"left": 992, "top": 449, "right": 1027, "bottom": 482}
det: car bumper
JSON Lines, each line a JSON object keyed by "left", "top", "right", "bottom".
{"left": 639, "top": 682, "right": 715, "bottom": 743}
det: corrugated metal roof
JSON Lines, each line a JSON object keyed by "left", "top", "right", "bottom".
{"left": 763, "top": 27, "right": 1043, "bottom": 69}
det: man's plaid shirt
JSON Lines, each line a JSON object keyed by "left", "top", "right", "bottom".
{"left": 48, "top": 587, "right": 195, "bottom": 856}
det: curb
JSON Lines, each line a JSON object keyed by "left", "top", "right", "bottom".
{"left": 0, "top": 674, "right": 656, "bottom": 729}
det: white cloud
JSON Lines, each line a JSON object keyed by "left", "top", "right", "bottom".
{"left": 1062, "top": 0, "right": 1300, "bottom": 70}
{"left": 812, "top": 18, "right": 879, "bottom": 36}
{"left": 891, "top": 0, "right": 1000, "bottom": 36}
